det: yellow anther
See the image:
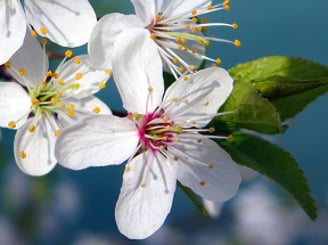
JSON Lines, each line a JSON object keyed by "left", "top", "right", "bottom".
{"left": 191, "top": 17, "right": 198, "bottom": 23}
{"left": 75, "top": 73, "right": 83, "bottom": 80}
{"left": 19, "top": 151, "right": 27, "bottom": 159}
{"left": 234, "top": 39, "right": 241, "bottom": 47}
{"left": 191, "top": 120, "right": 196, "bottom": 125}
{"left": 200, "top": 180, "right": 206, "bottom": 186}
{"left": 140, "top": 182, "right": 147, "bottom": 188}
{"left": 93, "top": 107, "right": 101, "bottom": 114}
{"left": 40, "top": 39, "right": 48, "bottom": 45}
{"left": 73, "top": 57, "right": 81, "bottom": 64}
{"left": 56, "top": 92, "right": 62, "bottom": 98}
{"left": 177, "top": 44, "right": 183, "bottom": 50}
{"left": 232, "top": 23, "right": 238, "bottom": 29}
{"left": 50, "top": 97, "right": 57, "bottom": 105}
{"left": 197, "top": 26, "right": 203, "bottom": 32}
{"left": 155, "top": 14, "right": 161, "bottom": 21}
{"left": 185, "top": 23, "right": 190, "bottom": 29}
{"left": 191, "top": 27, "right": 197, "bottom": 33}
{"left": 19, "top": 69, "right": 26, "bottom": 76}
{"left": 202, "top": 18, "right": 208, "bottom": 24}
{"left": 105, "top": 69, "right": 112, "bottom": 75}
{"left": 192, "top": 49, "right": 198, "bottom": 54}
{"left": 4, "top": 61, "right": 11, "bottom": 68}
{"left": 191, "top": 9, "right": 197, "bottom": 15}
{"left": 28, "top": 125, "right": 36, "bottom": 132}
{"left": 178, "top": 66, "right": 185, "bottom": 73}
{"left": 207, "top": 5, "right": 213, "bottom": 10}
{"left": 40, "top": 27, "right": 48, "bottom": 35}
{"left": 204, "top": 101, "right": 209, "bottom": 106}
{"left": 32, "top": 98, "right": 39, "bottom": 105}
{"left": 58, "top": 80, "right": 65, "bottom": 86}
{"left": 31, "top": 30, "right": 38, "bottom": 37}
{"left": 60, "top": 102, "right": 66, "bottom": 108}
{"left": 173, "top": 156, "right": 179, "bottom": 161}
{"left": 55, "top": 129, "right": 61, "bottom": 137}
{"left": 224, "top": 4, "right": 230, "bottom": 11}
{"left": 150, "top": 33, "right": 157, "bottom": 39}
{"left": 173, "top": 57, "right": 179, "bottom": 63}
{"left": 171, "top": 97, "right": 178, "bottom": 102}
{"left": 208, "top": 127, "right": 215, "bottom": 133}
{"left": 183, "top": 98, "right": 189, "bottom": 104}
{"left": 8, "top": 121, "right": 16, "bottom": 129}
{"left": 46, "top": 70, "right": 53, "bottom": 77}
{"left": 65, "top": 50, "right": 73, "bottom": 58}
{"left": 183, "top": 76, "right": 189, "bottom": 81}
{"left": 181, "top": 37, "right": 187, "bottom": 43}
{"left": 148, "top": 87, "right": 154, "bottom": 93}
{"left": 68, "top": 104, "right": 75, "bottom": 111}
{"left": 189, "top": 65, "right": 196, "bottom": 72}
{"left": 211, "top": 63, "right": 218, "bottom": 67}
{"left": 67, "top": 110, "right": 75, "bottom": 117}
{"left": 208, "top": 163, "right": 215, "bottom": 169}
{"left": 125, "top": 165, "right": 131, "bottom": 173}
{"left": 162, "top": 115, "right": 169, "bottom": 122}
{"left": 53, "top": 72, "right": 59, "bottom": 79}
{"left": 198, "top": 39, "right": 204, "bottom": 44}
{"left": 224, "top": 0, "right": 230, "bottom": 5}
{"left": 41, "top": 81, "right": 47, "bottom": 88}
{"left": 227, "top": 134, "right": 233, "bottom": 141}
{"left": 175, "top": 37, "right": 182, "bottom": 43}
{"left": 197, "top": 139, "right": 203, "bottom": 143}
{"left": 99, "top": 82, "right": 106, "bottom": 89}
{"left": 216, "top": 58, "right": 222, "bottom": 64}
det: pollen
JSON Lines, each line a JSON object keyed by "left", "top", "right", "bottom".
{"left": 177, "top": 44, "right": 183, "bottom": 50}
{"left": 4, "top": 61, "right": 11, "bottom": 68}
{"left": 208, "top": 163, "right": 214, "bottom": 169}
{"left": 56, "top": 92, "right": 62, "bottom": 98}
{"left": 173, "top": 156, "right": 179, "bottom": 161}
{"left": 192, "top": 49, "right": 198, "bottom": 54}
{"left": 140, "top": 182, "right": 147, "bottom": 188}
{"left": 234, "top": 39, "right": 241, "bottom": 47}
{"left": 65, "top": 50, "right": 73, "bottom": 58}
{"left": 216, "top": 58, "right": 222, "bottom": 64}
{"left": 28, "top": 125, "right": 36, "bottom": 132}
{"left": 58, "top": 80, "right": 65, "bottom": 86}
{"left": 19, "top": 69, "right": 26, "bottom": 76}
{"left": 200, "top": 180, "right": 206, "bottom": 186}
{"left": 73, "top": 57, "right": 81, "bottom": 64}
{"left": 46, "top": 70, "right": 53, "bottom": 77}
{"left": 50, "top": 97, "right": 57, "bottom": 105}
{"left": 150, "top": 33, "right": 157, "bottom": 39}
{"left": 208, "top": 127, "right": 215, "bottom": 133}
{"left": 31, "top": 30, "right": 38, "bottom": 37}
{"left": 8, "top": 121, "right": 16, "bottom": 129}
{"left": 155, "top": 14, "right": 161, "bottom": 21}
{"left": 180, "top": 37, "right": 187, "bottom": 43}
{"left": 162, "top": 115, "right": 169, "bottom": 122}
{"left": 32, "top": 98, "right": 40, "bottom": 105}
{"left": 93, "top": 107, "right": 101, "bottom": 114}
{"left": 232, "top": 23, "right": 238, "bottom": 29}
{"left": 191, "top": 27, "right": 197, "bottom": 33}
{"left": 185, "top": 23, "right": 190, "bottom": 29}
{"left": 55, "top": 129, "right": 61, "bottom": 137}
{"left": 207, "top": 5, "right": 213, "bottom": 10}
{"left": 67, "top": 110, "right": 75, "bottom": 117}
{"left": 204, "top": 101, "right": 209, "bottom": 106}
{"left": 60, "top": 102, "right": 66, "bottom": 108}
{"left": 189, "top": 65, "right": 196, "bottom": 72}
{"left": 224, "top": 4, "right": 231, "bottom": 11}
{"left": 105, "top": 69, "right": 112, "bottom": 75}
{"left": 183, "top": 76, "right": 189, "bottom": 81}
{"left": 75, "top": 73, "right": 83, "bottom": 80}
{"left": 53, "top": 72, "right": 59, "bottom": 79}
{"left": 191, "top": 120, "right": 196, "bottom": 125}
{"left": 148, "top": 86, "right": 154, "bottom": 93}
{"left": 40, "top": 39, "right": 48, "bottom": 45}
{"left": 125, "top": 165, "right": 131, "bottom": 173}
{"left": 183, "top": 98, "right": 189, "bottom": 104}
{"left": 178, "top": 66, "right": 185, "bottom": 73}
{"left": 19, "top": 151, "right": 27, "bottom": 159}
{"left": 191, "top": 9, "right": 197, "bottom": 15}
{"left": 191, "top": 17, "right": 198, "bottom": 23}
{"left": 173, "top": 57, "right": 179, "bottom": 63}
{"left": 41, "top": 81, "right": 47, "bottom": 88}
{"left": 98, "top": 82, "right": 106, "bottom": 89}
{"left": 171, "top": 97, "right": 178, "bottom": 102}
{"left": 40, "top": 27, "right": 48, "bottom": 35}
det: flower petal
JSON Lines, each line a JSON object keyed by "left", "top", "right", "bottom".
{"left": 14, "top": 115, "right": 57, "bottom": 176}
{"left": 7, "top": 31, "right": 48, "bottom": 88}
{"left": 166, "top": 0, "right": 211, "bottom": 18}
{"left": 203, "top": 199, "right": 224, "bottom": 218}
{"left": 55, "top": 55, "right": 111, "bottom": 99}
{"left": 170, "top": 135, "right": 241, "bottom": 202}
{"left": 115, "top": 152, "right": 176, "bottom": 239}
{"left": 57, "top": 96, "right": 112, "bottom": 128}
{"left": 24, "top": 0, "right": 97, "bottom": 47}
{"left": 0, "top": 82, "right": 31, "bottom": 128}
{"left": 88, "top": 13, "right": 143, "bottom": 70}
{"left": 112, "top": 28, "right": 164, "bottom": 114}
{"left": 130, "top": 0, "right": 165, "bottom": 24}
{"left": 163, "top": 67, "right": 233, "bottom": 127}
{"left": 0, "top": 1, "right": 26, "bottom": 64}
{"left": 55, "top": 115, "right": 139, "bottom": 170}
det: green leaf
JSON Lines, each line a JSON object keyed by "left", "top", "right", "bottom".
{"left": 217, "top": 81, "right": 282, "bottom": 134}
{"left": 178, "top": 182, "right": 209, "bottom": 217}
{"left": 229, "top": 56, "right": 328, "bottom": 120}
{"left": 219, "top": 132, "right": 317, "bottom": 220}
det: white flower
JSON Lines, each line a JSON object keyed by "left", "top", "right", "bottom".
{"left": 0, "top": 0, "right": 97, "bottom": 64}
{"left": 89, "top": 0, "right": 240, "bottom": 78}
{"left": 55, "top": 35, "right": 241, "bottom": 239}
{"left": 0, "top": 32, "right": 111, "bottom": 176}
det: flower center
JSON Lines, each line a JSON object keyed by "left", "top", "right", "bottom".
{"left": 133, "top": 110, "right": 183, "bottom": 153}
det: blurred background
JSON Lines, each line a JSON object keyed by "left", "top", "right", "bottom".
{"left": 1, "top": 0, "right": 327, "bottom": 244}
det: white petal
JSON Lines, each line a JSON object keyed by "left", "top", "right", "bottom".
{"left": 55, "top": 115, "right": 139, "bottom": 170}
{"left": 7, "top": 31, "right": 48, "bottom": 88}
{"left": 57, "top": 96, "right": 112, "bottom": 128}
{"left": 55, "top": 55, "right": 111, "bottom": 99}
{"left": 14, "top": 115, "right": 57, "bottom": 176}
{"left": 203, "top": 199, "right": 224, "bottom": 218}
{"left": 170, "top": 135, "right": 241, "bottom": 202}
{"left": 0, "top": 1, "right": 26, "bottom": 64}
{"left": 166, "top": 0, "right": 211, "bottom": 18}
{"left": 115, "top": 152, "right": 176, "bottom": 239}
{"left": 131, "top": 0, "right": 165, "bottom": 24}
{"left": 163, "top": 67, "right": 233, "bottom": 127}
{"left": 24, "top": 0, "right": 97, "bottom": 47}
{"left": 88, "top": 13, "right": 143, "bottom": 70}
{"left": 0, "top": 82, "right": 31, "bottom": 128}
{"left": 112, "top": 28, "right": 164, "bottom": 114}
